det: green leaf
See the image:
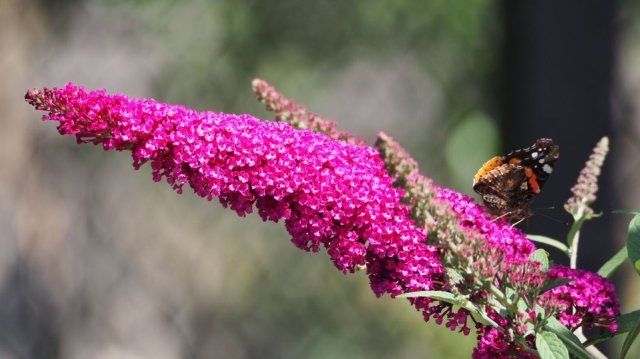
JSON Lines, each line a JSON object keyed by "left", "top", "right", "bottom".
{"left": 613, "top": 209, "right": 640, "bottom": 215}
{"left": 528, "top": 235, "right": 570, "bottom": 255}
{"left": 621, "top": 314, "right": 640, "bottom": 359}
{"left": 626, "top": 214, "right": 640, "bottom": 276}
{"left": 544, "top": 317, "right": 582, "bottom": 347}
{"left": 583, "top": 310, "right": 640, "bottom": 347}
{"left": 446, "top": 268, "right": 464, "bottom": 285}
{"left": 398, "top": 290, "right": 502, "bottom": 327}
{"left": 530, "top": 248, "right": 550, "bottom": 272}
{"left": 505, "top": 287, "right": 516, "bottom": 302}
{"left": 516, "top": 298, "right": 529, "bottom": 312}
{"left": 597, "top": 247, "right": 628, "bottom": 278}
{"left": 536, "top": 330, "right": 570, "bottom": 359}
{"left": 618, "top": 311, "right": 640, "bottom": 333}
{"left": 397, "top": 290, "right": 459, "bottom": 305}
{"left": 459, "top": 302, "right": 498, "bottom": 327}
{"left": 539, "top": 278, "right": 573, "bottom": 294}
{"left": 544, "top": 317, "right": 591, "bottom": 359}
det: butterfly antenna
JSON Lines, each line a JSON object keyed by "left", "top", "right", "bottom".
{"left": 533, "top": 211, "right": 569, "bottom": 226}
{"left": 531, "top": 206, "right": 556, "bottom": 211}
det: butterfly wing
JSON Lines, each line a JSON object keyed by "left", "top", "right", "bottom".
{"left": 503, "top": 138, "right": 560, "bottom": 192}
{"left": 473, "top": 164, "right": 533, "bottom": 219}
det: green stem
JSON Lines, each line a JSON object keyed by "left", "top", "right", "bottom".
{"left": 489, "top": 285, "right": 519, "bottom": 314}
{"left": 569, "top": 229, "right": 581, "bottom": 269}
{"left": 567, "top": 206, "right": 586, "bottom": 269}
{"left": 574, "top": 327, "right": 608, "bottom": 359}
{"left": 565, "top": 205, "right": 609, "bottom": 358}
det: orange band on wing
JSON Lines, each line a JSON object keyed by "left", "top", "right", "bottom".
{"left": 508, "top": 158, "right": 522, "bottom": 165}
{"left": 524, "top": 167, "right": 540, "bottom": 193}
{"left": 473, "top": 156, "right": 504, "bottom": 184}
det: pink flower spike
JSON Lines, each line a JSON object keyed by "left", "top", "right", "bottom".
{"left": 25, "top": 82, "right": 446, "bottom": 317}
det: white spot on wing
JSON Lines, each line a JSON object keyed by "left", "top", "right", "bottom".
{"left": 520, "top": 182, "right": 528, "bottom": 190}
{"left": 531, "top": 152, "right": 538, "bottom": 158}
{"left": 539, "top": 158, "right": 545, "bottom": 164}
{"left": 543, "top": 164, "right": 553, "bottom": 174}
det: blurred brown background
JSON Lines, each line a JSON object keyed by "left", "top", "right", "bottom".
{"left": 1, "top": 0, "right": 639, "bottom": 357}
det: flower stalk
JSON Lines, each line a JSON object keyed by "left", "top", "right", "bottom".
{"left": 562, "top": 137, "right": 611, "bottom": 359}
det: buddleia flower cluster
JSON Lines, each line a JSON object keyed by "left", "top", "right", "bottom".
{"left": 542, "top": 266, "right": 619, "bottom": 332}
{"left": 25, "top": 83, "right": 446, "bottom": 320}
{"left": 26, "top": 82, "right": 620, "bottom": 357}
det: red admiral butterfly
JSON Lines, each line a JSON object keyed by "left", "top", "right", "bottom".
{"left": 473, "top": 138, "right": 560, "bottom": 222}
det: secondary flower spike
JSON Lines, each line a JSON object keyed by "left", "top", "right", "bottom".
{"left": 25, "top": 83, "right": 446, "bottom": 315}
{"left": 252, "top": 78, "right": 365, "bottom": 145}
{"left": 565, "top": 136, "right": 609, "bottom": 218}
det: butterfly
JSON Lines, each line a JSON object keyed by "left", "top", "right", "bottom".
{"left": 472, "top": 138, "right": 560, "bottom": 222}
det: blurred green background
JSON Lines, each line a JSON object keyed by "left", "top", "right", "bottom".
{"left": 1, "top": 0, "right": 640, "bottom": 357}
